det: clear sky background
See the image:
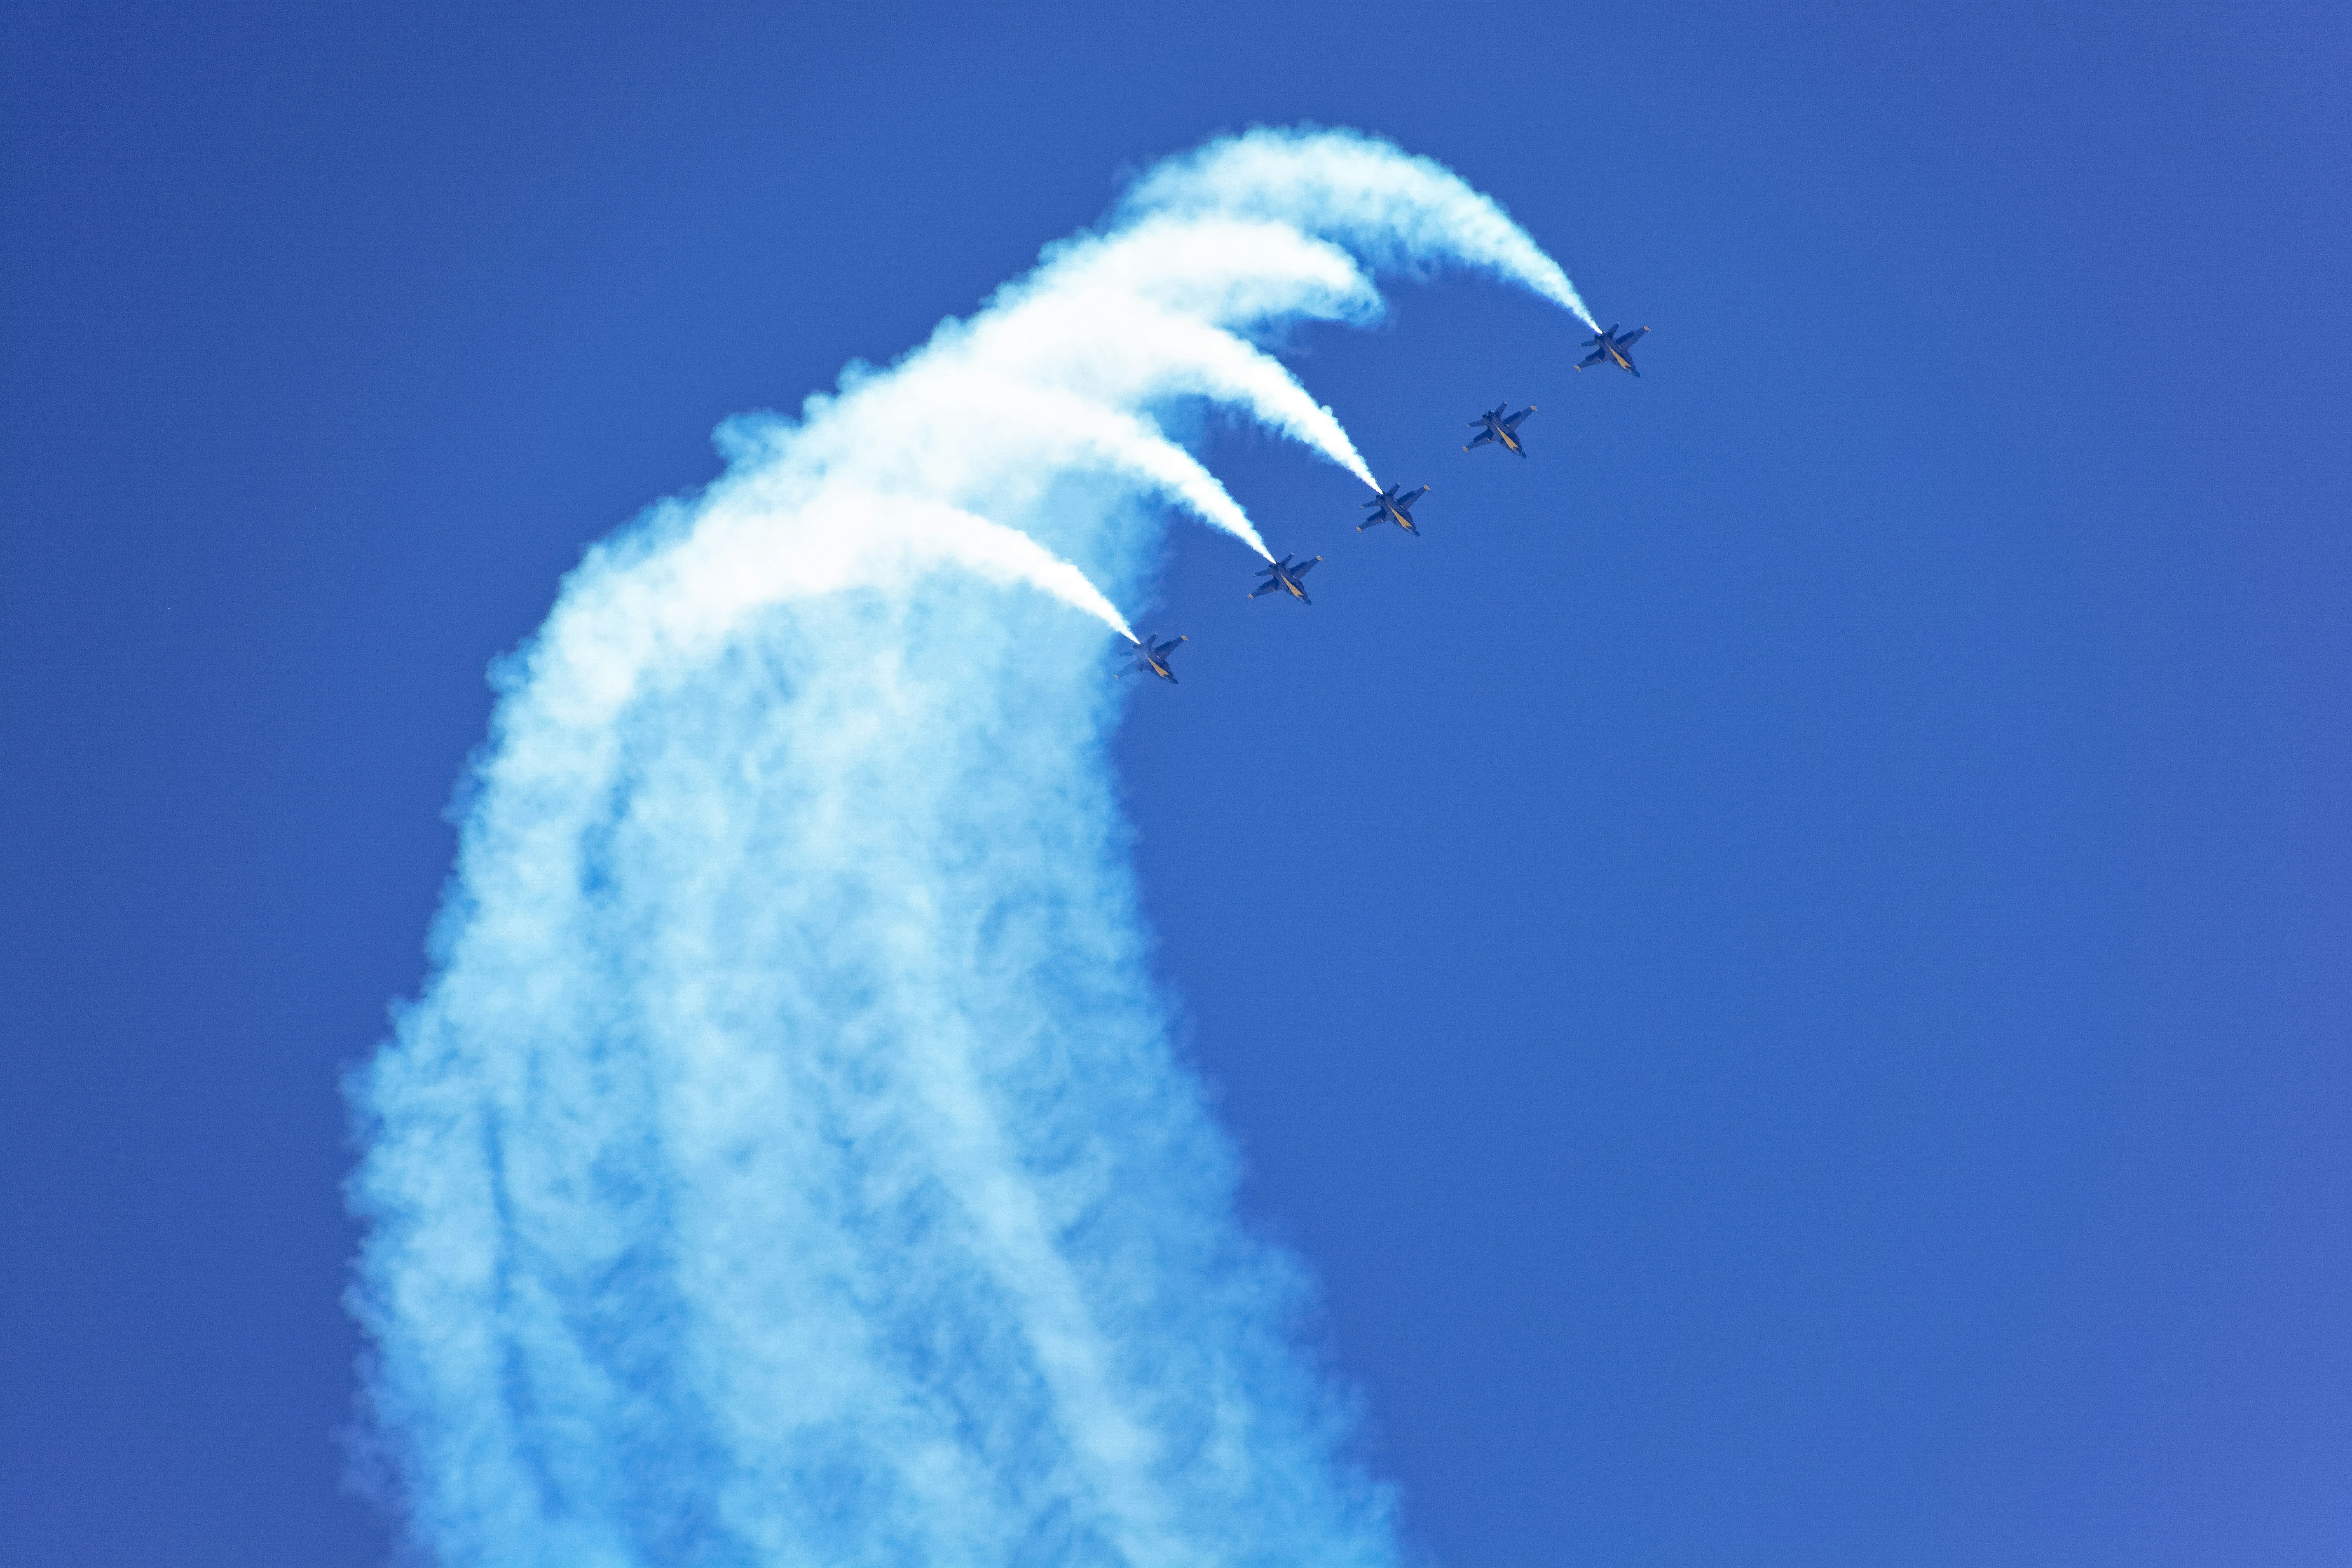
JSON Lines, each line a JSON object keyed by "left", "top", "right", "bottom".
{"left": 4, "top": 2, "right": 2348, "bottom": 1564}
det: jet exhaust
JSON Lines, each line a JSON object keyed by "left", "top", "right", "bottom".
{"left": 347, "top": 125, "right": 1599, "bottom": 1567}
{"left": 1120, "top": 124, "right": 1607, "bottom": 334}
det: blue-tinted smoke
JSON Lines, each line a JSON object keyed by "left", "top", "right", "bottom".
{"left": 349, "top": 127, "right": 1595, "bottom": 1567}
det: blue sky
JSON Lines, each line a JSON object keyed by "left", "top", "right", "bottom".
{"left": 5, "top": 2, "right": 2349, "bottom": 1564}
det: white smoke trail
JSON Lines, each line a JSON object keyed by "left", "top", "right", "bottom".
{"left": 1122, "top": 125, "right": 1605, "bottom": 333}
{"left": 349, "top": 127, "right": 1600, "bottom": 1567}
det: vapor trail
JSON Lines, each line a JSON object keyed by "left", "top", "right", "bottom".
{"left": 349, "top": 126, "right": 1600, "bottom": 1567}
{"left": 1123, "top": 126, "right": 1606, "bottom": 332}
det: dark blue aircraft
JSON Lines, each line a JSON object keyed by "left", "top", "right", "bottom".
{"left": 1115, "top": 633, "right": 1187, "bottom": 684}
{"left": 1464, "top": 405, "right": 1534, "bottom": 457}
{"left": 1358, "top": 483, "right": 1431, "bottom": 534}
{"left": 1577, "top": 323, "right": 1649, "bottom": 376}
{"left": 1248, "top": 553, "right": 1322, "bottom": 603}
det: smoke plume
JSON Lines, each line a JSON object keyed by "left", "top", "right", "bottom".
{"left": 349, "top": 125, "right": 1596, "bottom": 1567}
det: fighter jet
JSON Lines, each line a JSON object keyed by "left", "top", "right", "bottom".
{"left": 1114, "top": 632, "right": 1188, "bottom": 683}
{"left": 1248, "top": 553, "right": 1321, "bottom": 604}
{"left": 1576, "top": 323, "right": 1649, "bottom": 376}
{"left": 1464, "top": 405, "right": 1534, "bottom": 457}
{"left": 1359, "top": 483, "right": 1431, "bottom": 535}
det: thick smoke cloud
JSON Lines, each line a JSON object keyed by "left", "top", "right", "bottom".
{"left": 349, "top": 126, "right": 1594, "bottom": 1567}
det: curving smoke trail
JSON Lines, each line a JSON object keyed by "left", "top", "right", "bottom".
{"left": 1120, "top": 126, "right": 1605, "bottom": 333}
{"left": 349, "top": 127, "right": 1596, "bottom": 1568}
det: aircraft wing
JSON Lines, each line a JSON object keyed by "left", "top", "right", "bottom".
{"left": 1395, "top": 485, "right": 1427, "bottom": 512}
{"left": 1578, "top": 347, "right": 1606, "bottom": 368}
{"left": 1617, "top": 326, "right": 1647, "bottom": 349}
{"left": 1249, "top": 579, "right": 1281, "bottom": 598}
{"left": 1294, "top": 557, "right": 1320, "bottom": 576}
{"left": 1505, "top": 408, "right": 1533, "bottom": 429}
{"left": 1465, "top": 429, "right": 1494, "bottom": 448}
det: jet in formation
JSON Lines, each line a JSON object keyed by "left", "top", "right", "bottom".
{"left": 1115, "top": 632, "right": 1188, "bottom": 683}
{"left": 1577, "top": 323, "right": 1648, "bottom": 376}
{"left": 1248, "top": 553, "right": 1322, "bottom": 604}
{"left": 1464, "top": 405, "right": 1534, "bottom": 457}
{"left": 1359, "top": 483, "right": 1431, "bottom": 535}
{"left": 1121, "top": 315, "right": 1656, "bottom": 688}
